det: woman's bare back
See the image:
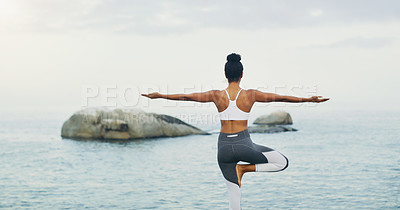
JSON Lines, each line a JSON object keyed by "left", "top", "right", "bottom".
{"left": 214, "top": 88, "right": 254, "bottom": 133}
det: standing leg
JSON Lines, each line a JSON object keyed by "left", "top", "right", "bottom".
{"left": 218, "top": 161, "right": 242, "bottom": 210}
{"left": 218, "top": 143, "right": 242, "bottom": 210}
{"left": 224, "top": 178, "right": 241, "bottom": 210}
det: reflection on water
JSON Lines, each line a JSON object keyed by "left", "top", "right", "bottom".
{"left": 0, "top": 110, "right": 399, "bottom": 209}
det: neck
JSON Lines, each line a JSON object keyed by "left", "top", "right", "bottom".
{"left": 227, "top": 81, "right": 240, "bottom": 89}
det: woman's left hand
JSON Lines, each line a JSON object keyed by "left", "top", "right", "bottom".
{"left": 141, "top": 92, "right": 162, "bottom": 99}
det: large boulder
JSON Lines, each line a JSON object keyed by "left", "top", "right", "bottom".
{"left": 253, "top": 110, "right": 293, "bottom": 125}
{"left": 249, "top": 110, "right": 297, "bottom": 133}
{"left": 61, "top": 108, "right": 208, "bottom": 140}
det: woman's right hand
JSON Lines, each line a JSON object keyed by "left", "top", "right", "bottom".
{"left": 141, "top": 92, "right": 162, "bottom": 99}
{"left": 308, "top": 96, "right": 330, "bottom": 103}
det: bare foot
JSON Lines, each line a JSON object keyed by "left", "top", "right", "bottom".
{"left": 236, "top": 164, "right": 256, "bottom": 188}
{"left": 236, "top": 164, "right": 245, "bottom": 188}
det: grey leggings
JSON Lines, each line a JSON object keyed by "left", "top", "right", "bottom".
{"left": 217, "top": 129, "right": 289, "bottom": 209}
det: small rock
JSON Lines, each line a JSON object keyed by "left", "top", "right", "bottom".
{"left": 253, "top": 110, "right": 293, "bottom": 125}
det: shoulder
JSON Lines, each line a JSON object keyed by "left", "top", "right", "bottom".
{"left": 200, "top": 89, "right": 224, "bottom": 99}
{"left": 207, "top": 89, "right": 223, "bottom": 95}
{"left": 245, "top": 89, "right": 263, "bottom": 93}
{"left": 210, "top": 89, "right": 225, "bottom": 95}
{"left": 242, "top": 89, "right": 259, "bottom": 96}
{"left": 242, "top": 89, "right": 274, "bottom": 102}
{"left": 245, "top": 89, "right": 274, "bottom": 95}
{"left": 244, "top": 89, "right": 257, "bottom": 93}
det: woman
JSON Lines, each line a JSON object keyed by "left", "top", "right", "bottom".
{"left": 141, "top": 53, "right": 329, "bottom": 209}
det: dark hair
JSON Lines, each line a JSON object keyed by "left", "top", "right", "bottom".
{"left": 224, "top": 53, "right": 243, "bottom": 83}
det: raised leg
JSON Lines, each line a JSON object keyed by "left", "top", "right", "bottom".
{"left": 255, "top": 151, "right": 289, "bottom": 172}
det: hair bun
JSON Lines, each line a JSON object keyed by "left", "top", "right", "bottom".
{"left": 227, "top": 53, "right": 241, "bottom": 62}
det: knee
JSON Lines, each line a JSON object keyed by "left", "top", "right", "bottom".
{"left": 278, "top": 155, "right": 289, "bottom": 171}
{"left": 271, "top": 151, "right": 289, "bottom": 171}
{"left": 259, "top": 150, "right": 289, "bottom": 172}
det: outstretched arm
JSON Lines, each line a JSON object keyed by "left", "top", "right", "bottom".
{"left": 141, "top": 90, "right": 216, "bottom": 103}
{"left": 251, "top": 89, "right": 329, "bottom": 103}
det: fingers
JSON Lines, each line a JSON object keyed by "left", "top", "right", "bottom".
{"left": 310, "top": 96, "right": 329, "bottom": 103}
{"left": 312, "top": 96, "right": 329, "bottom": 102}
{"left": 318, "top": 98, "right": 330, "bottom": 102}
{"left": 141, "top": 93, "right": 153, "bottom": 98}
{"left": 141, "top": 93, "right": 160, "bottom": 99}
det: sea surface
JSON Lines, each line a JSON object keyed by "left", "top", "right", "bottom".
{"left": 0, "top": 108, "right": 399, "bottom": 209}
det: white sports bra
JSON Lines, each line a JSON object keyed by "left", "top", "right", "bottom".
{"left": 218, "top": 88, "right": 250, "bottom": 120}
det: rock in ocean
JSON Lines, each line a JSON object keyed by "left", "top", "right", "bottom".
{"left": 248, "top": 124, "right": 297, "bottom": 133}
{"left": 61, "top": 108, "right": 208, "bottom": 140}
{"left": 253, "top": 110, "right": 293, "bottom": 125}
{"left": 248, "top": 111, "right": 297, "bottom": 133}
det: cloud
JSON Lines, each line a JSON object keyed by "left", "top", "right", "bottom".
{"left": 1, "top": 0, "right": 400, "bottom": 34}
{"left": 302, "top": 37, "right": 397, "bottom": 49}
{"left": 329, "top": 37, "right": 397, "bottom": 49}
{"left": 310, "top": 9, "right": 324, "bottom": 17}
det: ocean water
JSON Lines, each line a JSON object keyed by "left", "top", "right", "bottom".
{"left": 0, "top": 108, "right": 399, "bottom": 209}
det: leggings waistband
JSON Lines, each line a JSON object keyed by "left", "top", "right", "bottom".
{"left": 218, "top": 129, "right": 250, "bottom": 141}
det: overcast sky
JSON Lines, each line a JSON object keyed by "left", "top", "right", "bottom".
{"left": 1, "top": 0, "right": 399, "bottom": 115}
